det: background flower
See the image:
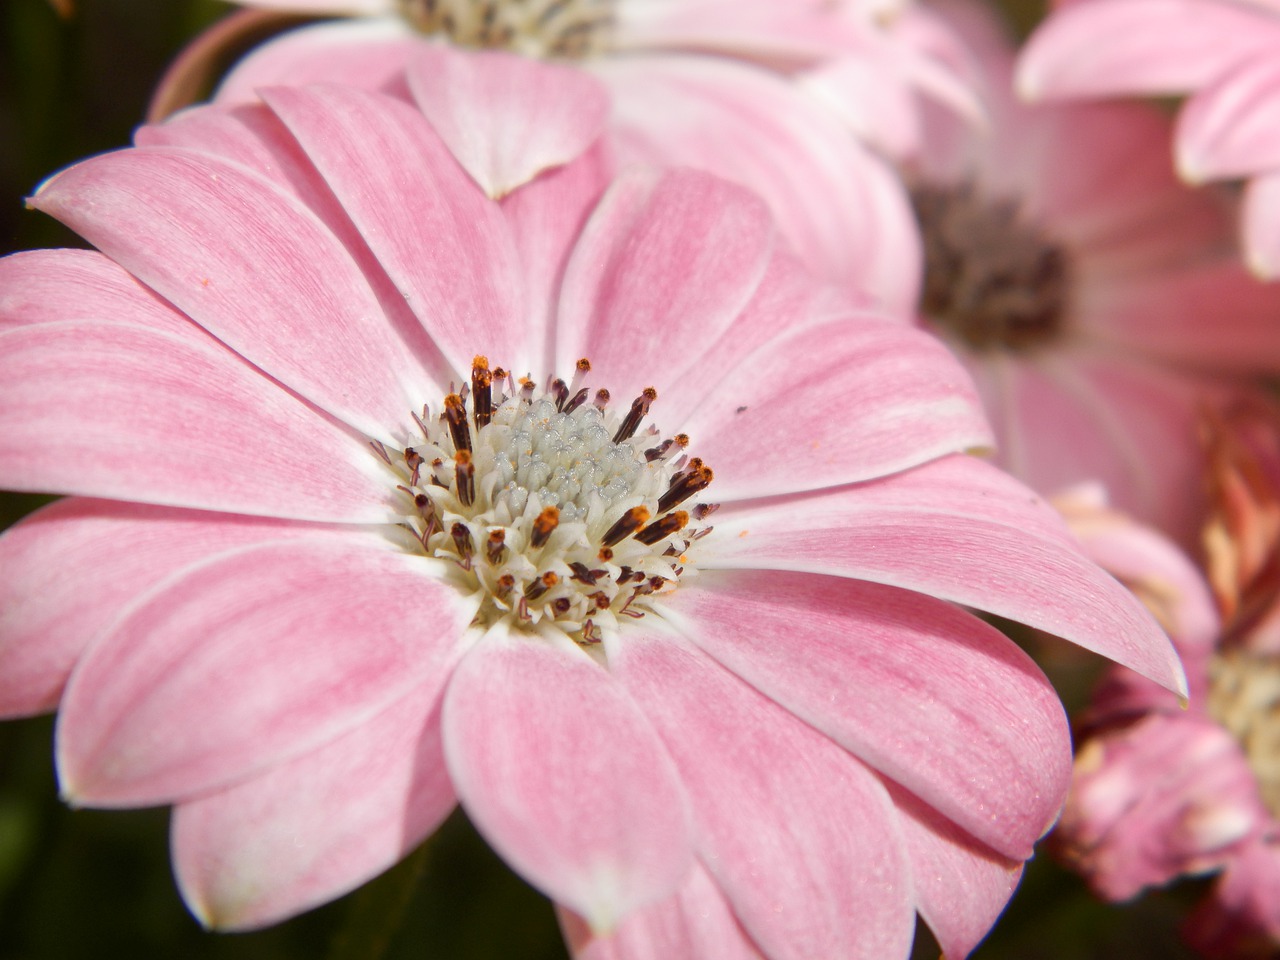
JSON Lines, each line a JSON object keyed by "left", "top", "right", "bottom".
{"left": 0, "top": 41, "right": 1182, "bottom": 960}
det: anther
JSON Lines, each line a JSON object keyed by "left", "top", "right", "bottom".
{"left": 658, "top": 460, "right": 714, "bottom": 513}
{"left": 454, "top": 449, "right": 475, "bottom": 507}
{"left": 552, "top": 597, "right": 572, "bottom": 616}
{"left": 593, "top": 388, "right": 610, "bottom": 412}
{"left": 602, "top": 506, "right": 651, "bottom": 547}
{"left": 530, "top": 506, "right": 560, "bottom": 548}
{"left": 613, "top": 387, "right": 657, "bottom": 443}
{"left": 524, "top": 571, "right": 559, "bottom": 600}
{"left": 444, "top": 393, "right": 471, "bottom": 452}
{"left": 486, "top": 528, "right": 507, "bottom": 565}
{"left": 692, "top": 502, "right": 719, "bottom": 521}
{"left": 451, "top": 521, "right": 474, "bottom": 567}
{"left": 568, "top": 357, "right": 591, "bottom": 396}
{"left": 563, "top": 388, "right": 590, "bottom": 414}
{"left": 635, "top": 510, "right": 689, "bottom": 545}
{"left": 568, "top": 561, "right": 603, "bottom": 585}
{"left": 472, "top": 356, "right": 493, "bottom": 430}
{"left": 551, "top": 377, "right": 570, "bottom": 411}
{"left": 404, "top": 447, "right": 423, "bottom": 485}
{"left": 495, "top": 573, "right": 515, "bottom": 601}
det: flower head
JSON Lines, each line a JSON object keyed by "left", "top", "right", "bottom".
{"left": 0, "top": 50, "right": 1181, "bottom": 959}
{"left": 906, "top": 0, "right": 1280, "bottom": 544}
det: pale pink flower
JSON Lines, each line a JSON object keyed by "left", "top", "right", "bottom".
{"left": 905, "top": 0, "right": 1280, "bottom": 544}
{"left": 1053, "top": 409, "right": 1280, "bottom": 959}
{"left": 0, "top": 50, "right": 1181, "bottom": 959}
{"left": 1017, "top": 0, "right": 1280, "bottom": 279}
{"left": 217, "top": 0, "right": 984, "bottom": 160}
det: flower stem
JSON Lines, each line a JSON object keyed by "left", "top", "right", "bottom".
{"left": 325, "top": 840, "right": 433, "bottom": 960}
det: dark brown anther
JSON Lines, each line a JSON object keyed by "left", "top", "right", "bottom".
{"left": 563, "top": 388, "right": 590, "bottom": 414}
{"left": 568, "top": 561, "right": 603, "bottom": 586}
{"left": 613, "top": 387, "right": 657, "bottom": 443}
{"left": 451, "top": 521, "right": 474, "bottom": 568}
{"left": 370, "top": 439, "right": 393, "bottom": 464}
{"left": 552, "top": 597, "right": 572, "bottom": 616}
{"left": 551, "top": 378, "right": 570, "bottom": 411}
{"left": 454, "top": 449, "right": 475, "bottom": 507}
{"left": 524, "top": 571, "right": 559, "bottom": 600}
{"left": 589, "top": 591, "right": 611, "bottom": 610}
{"left": 495, "top": 573, "right": 516, "bottom": 600}
{"left": 692, "top": 502, "right": 719, "bottom": 521}
{"left": 658, "top": 460, "right": 714, "bottom": 513}
{"left": 404, "top": 447, "right": 424, "bottom": 485}
{"left": 635, "top": 510, "right": 689, "bottom": 545}
{"left": 602, "top": 506, "right": 651, "bottom": 547}
{"left": 444, "top": 393, "right": 471, "bottom": 452}
{"left": 486, "top": 528, "right": 507, "bottom": 565}
{"left": 597, "top": 547, "right": 614, "bottom": 562}
{"left": 593, "top": 388, "right": 610, "bottom": 412}
{"left": 530, "top": 506, "right": 560, "bottom": 548}
{"left": 471, "top": 356, "right": 493, "bottom": 430}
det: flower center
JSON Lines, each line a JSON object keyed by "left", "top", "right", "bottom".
{"left": 911, "top": 183, "right": 1072, "bottom": 354}
{"left": 1208, "top": 650, "right": 1280, "bottom": 818}
{"left": 373, "top": 357, "right": 715, "bottom": 647}
{"left": 396, "top": 0, "right": 615, "bottom": 58}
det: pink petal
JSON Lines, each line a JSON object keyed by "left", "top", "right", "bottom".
{"left": 441, "top": 630, "right": 693, "bottom": 932}
{"left": 0, "top": 321, "right": 389, "bottom": 522}
{"left": 708, "top": 453, "right": 1187, "bottom": 695}
{"left": 0, "top": 499, "right": 347, "bottom": 719}
{"left": 0, "top": 249, "right": 191, "bottom": 335}
{"left": 560, "top": 862, "right": 764, "bottom": 960}
{"left": 498, "top": 144, "right": 613, "bottom": 372}
{"left": 1017, "top": 0, "right": 1280, "bottom": 101}
{"left": 1185, "top": 838, "right": 1280, "bottom": 957}
{"left": 215, "top": 18, "right": 418, "bottom": 105}
{"left": 553, "top": 167, "right": 774, "bottom": 405}
{"left": 667, "top": 569, "right": 1070, "bottom": 860}
{"left": 1076, "top": 260, "right": 1280, "bottom": 373}
{"left": 611, "top": 627, "right": 914, "bottom": 960}
{"left": 674, "top": 314, "right": 993, "bottom": 499}
{"left": 32, "top": 146, "right": 438, "bottom": 438}
{"left": 1178, "top": 55, "right": 1280, "bottom": 182}
{"left": 56, "top": 539, "right": 476, "bottom": 806}
{"left": 172, "top": 681, "right": 455, "bottom": 931}
{"left": 883, "top": 780, "right": 1023, "bottom": 960}
{"left": 406, "top": 45, "right": 609, "bottom": 199}
{"left": 595, "top": 54, "right": 922, "bottom": 316}
{"left": 1243, "top": 169, "right": 1280, "bottom": 279}
{"left": 260, "top": 83, "right": 529, "bottom": 375}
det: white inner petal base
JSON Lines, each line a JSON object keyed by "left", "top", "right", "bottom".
{"left": 375, "top": 357, "right": 715, "bottom": 647}
{"left": 396, "top": 0, "right": 616, "bottom": 58}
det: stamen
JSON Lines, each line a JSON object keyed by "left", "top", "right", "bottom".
{"left": 593, "top": 388, "right": 610, "bottom": 412}
{"left": 524, "top": 571, "right": 558, "bottom": 600}
{"left": 472, "top": 356, "right": 493, "bottom": 429}
{"left": 530, "top": 506, "right": 560, "bottom": 548}
{"left": 486, "top": 528, "right": 507, "bottom": 565}
{"left": 635, "top": 510, "right": 688, "bottom": 545}
{"left": 444, "top": 393, "right": 471, "bottom": 452}
{"left": 614, "top": 387, "right": 657, "bottom": 443}
{"left": 454, "top": 449, "right": 475, "bottom": 506}
{"left": 451, "top": 521, "right": 474, "bottom": 567}
{"left": 602, "top": 506, "right": 650, "bottom": 547}
{"left": 404, "top": 447, "right": 424, "bottom": 486}
{"left": 658, "top": 459, "right": 714, "bottom": 513}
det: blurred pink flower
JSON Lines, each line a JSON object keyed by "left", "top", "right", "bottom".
{"left": 0, "top": 49, "right": 1183, "bottom": 959}
{"left": 1053, "top": 406, "right": 1280, "bottom": 958}
{"left": 906, "top": 0, "right": 1280, "bottom": 544}
{"left": 1017, "top": 0, "right": 1280, "bottom": 279}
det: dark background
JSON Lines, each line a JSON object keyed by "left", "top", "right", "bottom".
{"left": 0, "top": 1, "right": 1204, "bottom": 956}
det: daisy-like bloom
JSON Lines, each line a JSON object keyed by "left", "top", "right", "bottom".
{"left": 0, "top": 50, "right": 1182, "bottom": 960}
{"left": 1017, "top": 0, "right": 1280, "bottom": 280}
{"left": 1053, "top": 404, "right": 1280, "bottom": 958}
{"left": 146, "top": 0, "right": 990, "bottom": 317}
{"left": 903, "top": 0, "right": 1280, "bottom": 545}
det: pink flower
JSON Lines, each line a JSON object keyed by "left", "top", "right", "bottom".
{"left": 1053, "top": 407, "right": 1280, "bottom": 958}
{"left": 1017, "top": 0, "right": 1280, "bottom": 279}
{"left": 905, "top": 0, "right": 1280, "bottom": 544}
{"left": 216, "top": 0, "right": 984, "bottom": 160}
{"left": 0, "top": 50, "right": 1181, "bottom": 959}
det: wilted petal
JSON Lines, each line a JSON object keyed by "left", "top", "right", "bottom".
{"left": 57, "top": 540, "right": 476, "bottom": 806}
{"left": 442, "top": 629, "right": 693, "bottom": 932}
{"left": 172, "top": 681, "right": 455, "bottom": 931}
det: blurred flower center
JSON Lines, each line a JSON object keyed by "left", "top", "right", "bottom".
{"left": 912, "top": 183, "right": 1072, "bottom": 353}
{"left": 396, "top": 0, "right": 615, "bottom": 58}
{"left": 376, "top": 356, "right": 715, "bottom": 647}
{"left": 1208, "top": 651, "right": 1280, "bottom": 817}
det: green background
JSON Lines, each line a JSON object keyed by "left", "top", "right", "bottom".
{"left": 0, "top": 1, "right": 1206, "bottom": 956}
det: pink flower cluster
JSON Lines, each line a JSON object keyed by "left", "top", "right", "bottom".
{"left": 2, "top": 0, "right": 1280, "bottom": 956}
